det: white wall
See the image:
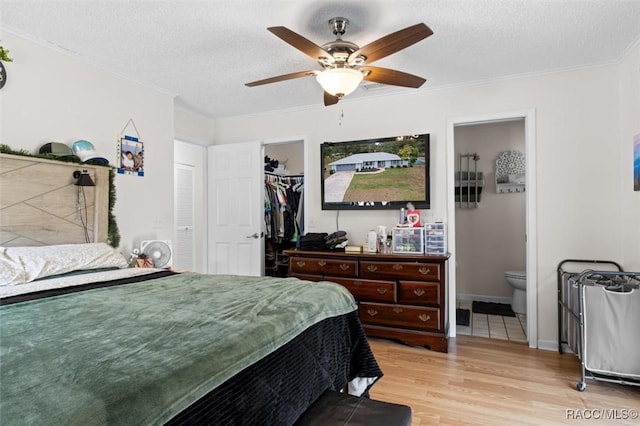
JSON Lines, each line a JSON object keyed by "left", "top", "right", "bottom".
{"left": 175, "top": 108, "right": 215, "bottom": 146}
{"left": 618, "top": 41, "right": 640, "bottom": 271}
{"left": 0, "top": 29, "right": 175, "bottom": 256}
{"left": 455, "top": 121, "right": 526, "bottom": 299}
{"left": 212, "top": 63, "right": 630, "bottom": 347}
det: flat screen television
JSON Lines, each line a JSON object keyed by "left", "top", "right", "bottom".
{"left": 321, "top": 133, "right": 430, "bottom": 210}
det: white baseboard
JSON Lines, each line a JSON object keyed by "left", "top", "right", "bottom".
{"left": 536, "top": 339, "right": 558, "bottom": 351}
{"left": 457, "top": 293, "right": 512, "bottom": 304}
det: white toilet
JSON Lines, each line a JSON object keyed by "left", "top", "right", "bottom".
{"left": 504, "top": 270, "right": 526, "bottom": 314}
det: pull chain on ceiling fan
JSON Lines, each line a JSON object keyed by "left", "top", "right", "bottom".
{"left": 245, "top": 17, "right": 433, "bottom": 106}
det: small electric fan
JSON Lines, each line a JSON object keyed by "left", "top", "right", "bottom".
{"left": 140, "top": 240, "right": 173, "bottom": 268}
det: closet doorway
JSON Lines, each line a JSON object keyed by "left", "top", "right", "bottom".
{"left": 174, "top": 140, "right": 207, "bottom": 273}
{"left": 263, "top": 139, "right": 307, "bottom": 277}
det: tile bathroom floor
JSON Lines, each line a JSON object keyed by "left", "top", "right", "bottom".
{"left": 456, "top": 300, "right": 527, "bottom": 343}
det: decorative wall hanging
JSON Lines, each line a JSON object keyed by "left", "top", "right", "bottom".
{"left": 495, "top": 150, "right": 525, "bottom": 193}
{"left": 455, "top": 153, "right": 484, "bottom": 208}
{"left": 0, "top": 44, "right": 14, "bottom": 90}
{"left": 0, "top": 61, "right": 6, "bottom": 90}
{"left": 634, "top": 133, "right": 640, "bottom": 191}
{"left": 117, "top": 119, "right": 144, "bottom": 177}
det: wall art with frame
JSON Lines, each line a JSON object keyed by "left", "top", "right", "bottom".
{"left": 117, "top": 135, "right": 144, "bottom": 177}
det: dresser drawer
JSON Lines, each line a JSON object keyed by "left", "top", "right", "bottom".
{"left": 359, "top": 302, "right": 441, "bottom": 332}
{"left": 359, "top": 261, "right": 440, "bottom": 281}
{"left": 290, "top": 273, "right": 323, "bottom": 282}
{"left": 328, "top": 277, "right": 397, "bottom": 303}
{"left": 398, "top": 281, "right": 440, "bottom": 305}
{"left": 289, "top": 256, "right": 357, "bottom": 278}
{"left": 285, "top": 249, "right": 449, "bottom": 352}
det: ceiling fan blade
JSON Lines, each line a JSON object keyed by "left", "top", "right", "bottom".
{"left": 324, "top": 92, "right": 340, "bottom": 106}
{"left": 245, "top": 70, "right": 317, "bottom": 87}
{"left": 268, "top": 26, "right": 333, "bottom": 63}
{"left": 349, "top": 23, "right": 433, "bottom": 64}
{"left": 361, "top": 66, "right": 426, "bottom": 88}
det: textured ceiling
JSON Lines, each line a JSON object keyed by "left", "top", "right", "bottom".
{"left": 2, "top": 0, "right": 640, "bottom": 119}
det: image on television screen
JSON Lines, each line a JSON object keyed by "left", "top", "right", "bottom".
{"left": 321, "top": 134, "right": 430, "bottom": 210}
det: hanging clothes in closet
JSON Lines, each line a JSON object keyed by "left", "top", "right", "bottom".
{"left": 264, "top": 172, "right": 304, "bottom": 276}
{"left": 264, "top": 172, "right": 304, "bottom": 243}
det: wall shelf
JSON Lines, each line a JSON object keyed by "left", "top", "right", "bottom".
{"left": 495, "top": 150, "right": 525, "bottom": 194}
{"left": 455, "top": 153, "right": 484, "bottom": 208}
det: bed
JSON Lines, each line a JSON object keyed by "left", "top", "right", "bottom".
{"left": 0, "top": 243, "right": 382, "bottom": 425}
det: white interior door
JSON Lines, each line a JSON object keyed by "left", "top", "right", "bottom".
{"left": 207, "top": 141, "right": 263, "bottom": 276}
{"left": 174, "top": 163, "right": 195, "bottom": 271}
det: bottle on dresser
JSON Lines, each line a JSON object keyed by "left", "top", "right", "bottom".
{"left": 367, "top": 229, "right": 378, "bottom": 253}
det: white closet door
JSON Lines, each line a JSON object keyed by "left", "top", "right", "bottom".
{"left": 174, "top": 164, "right": 195, "bottom": 271}
{"left": 207, "top": 141, "right": 263, "bottom": 276}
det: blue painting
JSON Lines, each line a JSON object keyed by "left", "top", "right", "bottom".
{"left": 635, "top": 134, "right": 640, "bottom": 191}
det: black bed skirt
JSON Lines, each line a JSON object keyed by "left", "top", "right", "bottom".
{"left": 167, "top": 311, "right": 381, "bottom": 426}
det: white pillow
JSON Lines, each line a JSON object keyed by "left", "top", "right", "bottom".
{"left": 0, "top": 243, "right": 128, "bottom": 286}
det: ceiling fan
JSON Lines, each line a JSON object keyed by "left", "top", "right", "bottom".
{"left": 245, "top": 17, "right": 433, "bottom": 106}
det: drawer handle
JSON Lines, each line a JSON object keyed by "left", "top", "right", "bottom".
{"left": 418, "top": 314, "right": 431, "bottom": 322}
{"left": 353, "top": 280, "right": 363, "bottom": 287}
{"left": 377, "top": 287, "right": 387, "bottom": 295}
{"left": 367, "top": 309, "right": 379, "bottom": 317}
{"left": 339, "top": 264, "right": 350, "bottom": 271}
{"left": 392, "top": 264, "right": 403, "bottom": 270}
{"left": 367, "top": 265, "right": 378, "bottom": 273}
{"left": 418, "top": 267, "right": 431, "bottom": 275}
{"left": 393, "top": 307, "right": 404, "bottom": 314}
{"left": 296, "top": 261, "right": 306, "bottom": 268}
{"left": 413, "top": 288, "right": 425, "bottom": 297}
{"left": 317, "top": 260, "right": 327, "bottom": 267}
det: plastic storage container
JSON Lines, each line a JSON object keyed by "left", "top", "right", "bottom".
{"left": 424, "top": 222, "right": 447, "bottom": 255}
{"left": 392, "top": 227, "right": 424, "bottom": 254}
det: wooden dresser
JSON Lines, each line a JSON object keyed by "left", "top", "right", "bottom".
{"left": 284, "top": 249, "right": 450, "bottom": 352}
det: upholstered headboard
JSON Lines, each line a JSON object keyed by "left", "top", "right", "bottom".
{"left": 0, "top": 153, "right": 110, "bottom": 246}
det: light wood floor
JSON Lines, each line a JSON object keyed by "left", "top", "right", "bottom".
{"left": 368, "top": 336, "right": 640, "bottom": 425}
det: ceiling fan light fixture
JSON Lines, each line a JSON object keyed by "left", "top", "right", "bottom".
{"left": 316, "top": 68, "right": 363, "bottom": 98}
{"left": 248, "top": 20, "right": 433, "bottom": 106}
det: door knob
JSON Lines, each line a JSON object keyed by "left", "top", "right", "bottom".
{"left": 246, "top": 232, "right": 264, "bottom": 239}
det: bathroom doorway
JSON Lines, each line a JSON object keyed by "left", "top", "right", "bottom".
{"left": 453, "top": 119, "right": 527, "bottom": 343}
{"left": 446, "top": 109, "right": 538, "bottom": 347}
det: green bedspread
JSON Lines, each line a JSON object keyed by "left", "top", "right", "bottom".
{"left": 0, "top": 273, "right": 357, "bottom": 425}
